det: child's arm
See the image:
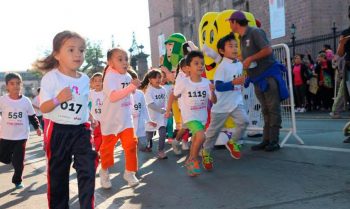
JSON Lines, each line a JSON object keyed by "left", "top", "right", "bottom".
{"left": 209, "top": 83, "right": 217, "bottom": 104}
{"left": 109, "top": 79, "right": 140, "bottom": 102}
{"left": 148, "top": 103, "right": 166, "bottom": 114}
{"left": 28, "top": 114, "right": 42, "bottom": 136}
{"left": 40, "top": 87, "right": 72, "bottom": 113}
{"left": 140, "top": 94, "right": 157, "bottom": 127}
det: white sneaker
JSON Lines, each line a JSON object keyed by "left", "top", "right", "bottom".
{"left": 181, "top": 141, "right": 189, "bottom": 150}
{"left": 123, "top": 170, "right": 139, "bottom": 187}
{"left": 300, "top": 107, "right": 306, "bottom": 113}
{"left": 99, "top": 168, "right": 112, "bottom": 189}
{"left": 171, "top": 140, "right": 182, "bottom": 155}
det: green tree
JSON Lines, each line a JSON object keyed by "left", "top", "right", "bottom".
{"left": 82, "top": 40, "right": 105, "bottom": 76}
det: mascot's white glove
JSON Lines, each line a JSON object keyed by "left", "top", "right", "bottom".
{"left": 202, "top": 43, "right": 222, "bottom": 63}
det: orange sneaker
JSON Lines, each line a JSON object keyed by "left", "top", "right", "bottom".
{"left": 185, "top": 159, "right": 201, "bottom": 177}
{"left": 201, "top": 149, "right": 213, "bottom": 171}
{"left": 225, "top": 138, "right": 241, "bottom": 159}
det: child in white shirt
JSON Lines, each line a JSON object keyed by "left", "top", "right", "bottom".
{"left": 99, "top": 48, "right": 141, "bottom": 188}
{"left": 202, "top": 34, "right": 249, "bottom": 171}
{"left": 89, "top": 72, "right": 105, "bottom": 168}
{"left": 174, "top": 51, "right": 216, "bottom": 176}
{"left": 140, "top": 69, "right": 168, "bottom": 159}
{"left": 0, "top": 73, "right": 41, "bottom": 189}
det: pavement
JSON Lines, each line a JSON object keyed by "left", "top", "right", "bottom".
{"left": 1, "top": 112, "right": 350, "bottom": 209}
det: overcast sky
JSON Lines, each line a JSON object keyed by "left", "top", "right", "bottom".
{"left": 0, "top": 0, "right": 150, "bottom": 71}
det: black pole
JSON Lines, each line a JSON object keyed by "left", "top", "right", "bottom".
{"left": 332, "top": 22, "right": 337, "bottom": 51}
{"left": 292, "top": 35, "right": 296, "bottom": 57}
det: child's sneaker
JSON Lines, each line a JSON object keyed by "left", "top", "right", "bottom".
{"left": 157, "top": 151, "right": 168, "bottom": 159}
{"left": 201, "top": 149, "right": 213, "bottom": 171}
{"left": 181, "top": 141, "right": 190, "bottom": 150}
{"left": 123, "top": 170, "right": 140, "bottom": 187}
{"left": 185, "top": 159, "right": 201, "bottom": 177}
{"left": 99, "top": 168, "right": 112, "bottom": 189}
{"left": 225, "top": 138, "right": 241, "bottom": 159}
{"left": 14, "top": 183, "right": 24, "bottom": 189}
{"left": 171, "top": 140, "right": 182, "bottom": 155}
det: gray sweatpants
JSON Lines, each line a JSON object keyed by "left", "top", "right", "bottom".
{"left": 203, "top": 104, "right": 249, "bottom": 151}
{"left": 254, "top": 77, "right": 282, "bottom": 142}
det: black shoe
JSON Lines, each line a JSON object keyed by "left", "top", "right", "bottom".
{"left": 251, "top": 141, "right": 269, "bottom": 151}
{"left": 343, "top": 137, "right": 350, "bottom": 143}
{"left": 265, "top": 142, "right": 280, "bottom": 152}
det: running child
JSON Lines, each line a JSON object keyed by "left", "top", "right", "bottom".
{"left": 99, "top": 48, "right": 141, "bottom": 188}
{"left": 0, "top": 72, "right": 41, "bottom": 189}
{"left": 36, "top": 31, "right": 96, "bottom": 209}
{"left": 140, "top": 69, "right": 168, "bottom": 159}
{"left": 89, "top": 72, "right": 105, "bottom": 168}
{"left": 173, "top": 51, "right": 216, "bottom": 176}
{"left": 202, "top": 34, "right": 249, "bottom": 171}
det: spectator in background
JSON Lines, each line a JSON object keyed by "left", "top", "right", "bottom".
{"left": 314, "top": 53, "right": 335, "bottom": 111}
{"left": 323, "top": 44, "right": 334, "bottom": 61}
{"left": 292, "top": 54, "right": 311, "bottom": 112}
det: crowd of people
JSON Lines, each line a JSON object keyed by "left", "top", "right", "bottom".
{"left": 0, "top": 8, "right": 349, "bottom": 209}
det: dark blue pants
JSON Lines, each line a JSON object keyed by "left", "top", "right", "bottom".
{"left": 0, "top": 139, "right": 27, "bottom": 184}
{"left": 46, "top": 122, "right": 96, "bottom": 209}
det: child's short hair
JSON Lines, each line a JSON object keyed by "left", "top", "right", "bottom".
{"left": 5, "top": 72, "right": 22, "bottom": 85}
{"left": 217, "top": 33, "right": 236, "bottom": 56}
{"left": 127, "top": 67, "right": 138, "bottom": 79}
{"left": 185, "top": 50, "right": 204, "bottom": 66}
{"left": 90, "top": 72, "right": 103, "bottom": 81}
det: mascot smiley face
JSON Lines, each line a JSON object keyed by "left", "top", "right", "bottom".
{"left": 198, "top": 12, "right": 219, "bottom": 80}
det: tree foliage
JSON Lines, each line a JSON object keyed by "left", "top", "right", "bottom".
{"left": 82, "top": 40, "right": 105, "bottom": 76}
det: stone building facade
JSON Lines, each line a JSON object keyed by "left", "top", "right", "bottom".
{"left": 148, "top": 0, "right": 350, "bottom": 67}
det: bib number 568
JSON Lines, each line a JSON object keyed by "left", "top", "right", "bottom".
{"left": 61, "top": 102, "right": 82, "bottom": 114}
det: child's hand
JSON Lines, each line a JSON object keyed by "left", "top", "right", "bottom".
{"left": 57, "top": 87, "right": 72, "bottom": 103}
{"left": 232, "top": 75, "right": 246, "bottom": 85}
{"left": 160, "top": 108, "right": 166, "bottom": 114}
{"left": 209, "top": 83, "right": 215, "bottom": 92}
{"left": 165, "top": 110, "right": 172, "bottom": 118}
{"left": 36, "top": 129, "right": 42, "bottom": 136}
{"left": 91, "top": 118, "right": 98, "bottom": 129}
{"left": 131, "top": 79, "right": 141, "bottom": 88}
{"left": 148, "top": 121, "right": 157, "bottom": 127}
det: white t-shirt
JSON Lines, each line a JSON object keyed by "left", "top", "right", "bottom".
{"left": 144, "top": 85, "right": 167, "bottom": 131}
{"left": 131, "top": 90, "right": 151, "bottom": 137}
{"left": 100, "top": 71, "right": 133, "bottom": 135}
{"left": 0, "top": 95, "right": 35, "bottom": 140}
{"left": 174, "top": 77, "right": 211, "bottom": 125}
{"left": 32, "top": 95, "right": 42, "bottom": 116}
{"left": 89, "top": 90, "right": 105, "bottom": 121}
{"left": 212, "top": 57, "right": 244, "bottom": 113}
{"left": 40, "top": 69, "right": 90, "bottom": 125}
